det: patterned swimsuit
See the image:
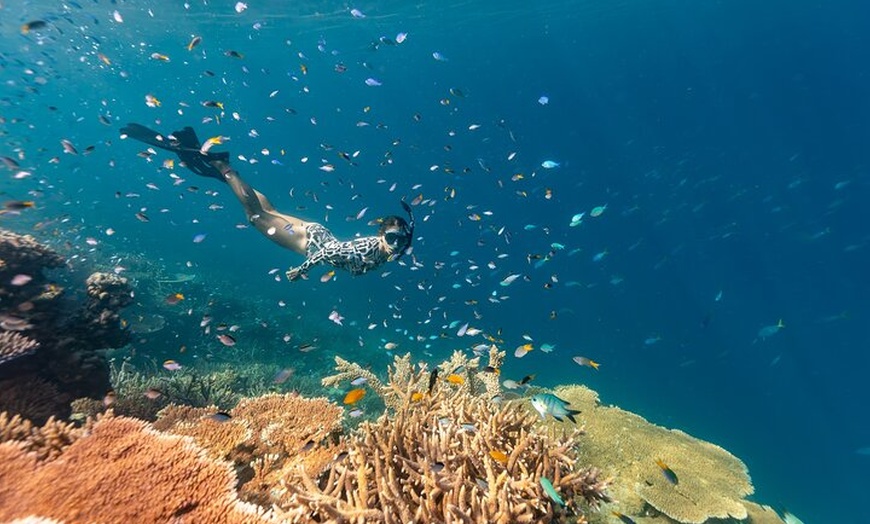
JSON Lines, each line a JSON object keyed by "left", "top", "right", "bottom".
{"left": 287, "top": 223, "right": 390, "bottom": 278}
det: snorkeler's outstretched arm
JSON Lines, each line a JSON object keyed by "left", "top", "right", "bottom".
{"left": 286, "top": 251, "right": 327, "bottom": 281}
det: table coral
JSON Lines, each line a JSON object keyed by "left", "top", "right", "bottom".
{"left": 0, "top": 416, "right": 277, "bottom": 524}
{"left": 551, "top": 385, "right": 754, "bottom": 524}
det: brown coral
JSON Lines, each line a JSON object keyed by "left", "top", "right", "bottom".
{"left": 0, "top": 416, "right": 277, "bottom": 524}
{"left": 0, "top": 376, "right": 67, "bottom": 424}
{"left": 281, "top": 386, "right": 609, "bottom": 523}
{"left": 0, "top": 411, "right": 84, "bottom": 461}
{"left": 0, "top": 331, "right": 38, "bottom": 365}
{"left": 155, "top": 393, "right": 345, "bottom": 508}
{"left": 0, "top": 229, "right": 65, "bottom": 277}
{"left": 552, "top": 385, "right": 753, "bottom": 524}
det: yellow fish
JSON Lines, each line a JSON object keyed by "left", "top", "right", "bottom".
{"left": 445, "top": 374, "right": 465, "bottom": 385}
{"left": 410, "top": 391, "right": 424, "bottom": 402}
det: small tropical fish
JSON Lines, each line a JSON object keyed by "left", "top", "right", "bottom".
{"left": 427, "top": 368, "right": 439, "bottom": 394}
{"left": 445, "top": 373, "right": 465, "bottom": 385}
{"left": 208, "top": 412, "right": 232, "bottom": 423}
{"left": 343, "top": 388, "right": 366, "bottom": 405}
{"left": 187, "top": 36, "right": 202, "bottom": 51}
{"left": 103, "top": 391, "right": 117, "bottom": 407}
{"left": 225, "top": 50, "right": 244, "bottom": 59}
{"left": 757, "top": 319, "right": 785, "bottom": 340}
{"left": 489, "top": 450, "right": 508, "bottom": 464}
{"left": 655, "top": 458, "right": 678, "bottom": 485}
{"left": 320, "top": 270, "right": 335, "bottom": 283}
{"left": 590, "top": 204, "right": 607, "bottom": 217}
{"left": 539, "top": 477, "right": 565, "bottom": 507}
{"left": 572, "top": 356, "right": 600, "bottom": 370}
{"left": 273, "top": 368, "right": 294, "bottom": 384}
{"left": 3, "top": 200, "right": 35, "bottom": 211}
{"left": 500, "top": 273, "right": 522, "bottom": 287}
{"left": 502, "top": 379, "right": 520, "bottom": 390}
{"left": 217, "top": 334, "right": 236, "bottom": 347}
{"left": 143, "top": 387, "right": 163, "bottom": 400}
{"left": 514, "top": 343, "right": 533, "bottom": 358}
{"left": 530, "top": 393, "right": 580, "bottom": 423}
{"left": 145, "top": 94, "right": 161, "bottom": 107}
{"left": 201, "top": 100, "right": 224, "bottom": 110}
{"left": 163, "top": 359, "right": 182, "bottom": 371}
{"left": 350, "top": 376, "right": 368, "bottom": 386}
{"left": 410, "top": 392, "right": 424, "bottom": 402}
{"left": 481, "top": 365, "right": 499, "bottom": 374}
{"left": 165, "top": 293, "right": 184, "bottom": 305}
{"left": 570, "top": 212, "right": 585, "bottom": 227}
{"left": 384, "top": 342, "right": 398, "bottom": 350}
{"left": 782, "top": 510, "right": 805, "bottom": 524}
{"left": 519, "top": 374, "right": 536, "bottom": 385}
{"left": 10, "top": 274, "right": 32, "bottom": 286}
{"left": 612, "top": 511, "right": 637, "bottom": 524}
{"left": 150, "top": 52, "right": 170, "bottom": 62}
{"left": 21, "top": 20, "right": 48, "bottom": 34}
{"left": 348, "top": 408, "right": 364, "bottom": 418}
{"left": 61, "top": 139, "right": 78, "bottom": 155}
{"left": 328, "top": 310, "right": 344, "bottom": 325}
{"left": 541, "top": 160, "right": 560, "bottom": 169}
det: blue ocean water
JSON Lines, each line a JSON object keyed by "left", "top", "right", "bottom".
{"left": 2, "top": 1, "right": 868, "bottom": 522}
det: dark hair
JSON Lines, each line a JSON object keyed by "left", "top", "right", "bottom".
{"left": 377, "top": 215, "right": 409, "bottom": 236}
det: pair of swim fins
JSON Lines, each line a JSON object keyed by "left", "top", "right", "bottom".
{"left": 120, "top": 123, "right": 228, "bottom": 181}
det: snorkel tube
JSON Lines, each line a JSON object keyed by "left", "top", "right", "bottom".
{"left": 394, "top": 200, "right": 415, "bottom": 260}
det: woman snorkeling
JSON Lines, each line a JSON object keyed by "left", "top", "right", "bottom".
{"left": 120, "top": 123, "right": 414, "bottom": 281}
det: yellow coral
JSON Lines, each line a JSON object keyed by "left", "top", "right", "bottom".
{"left": 552, "top": 385, "right": 753, "bottom": 524}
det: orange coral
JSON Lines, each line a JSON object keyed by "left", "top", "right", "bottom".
{"left": 155, "top": 393, "right": 345, "bottom": 509}
{"left": 0, "top": 416, "right": 276, "bottom": 524}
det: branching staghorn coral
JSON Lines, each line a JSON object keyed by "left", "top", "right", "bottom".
{"left": 280, "top": 386, "right": 609, "bottom": 523}
{"left": 0, "top": 411, "right": 86, "bottom": 462}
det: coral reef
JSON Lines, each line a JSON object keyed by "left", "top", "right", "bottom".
{"left": 0, "top": 411, "right": 85, "bottom": 461}
{"left": 549, "top": 385, "right": 756, "bottom": 524}
{"left": 154, "top": 393, "right": 345, "bottom": 507}
{"left": 322, "top": 348, "right": 505, "bottom": 413}
{"left": 0, "top": 229, "right": 135, "bottom": 423}
{"left": 0, "top": 415, "right": 277, "bottom": 524}
{"left": 0, "top": 331, "right": 39, "bottom": 365}
{"left": 280, "top": 384, "right": 609, "bottom": 523}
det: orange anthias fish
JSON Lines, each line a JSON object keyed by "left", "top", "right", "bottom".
{"left": 445, "top": 373, "right": 465, "bottom": 385}
{"left": 489, "top": 450, "right": 508, "bottom": 464}
{"left": 320, "top": 270, "right": 335, "bottom": 283}
{"left": 165, "top": 293, "right": 184, "bottom": 305}
{"left": 410, "top": 391, "right": 424, "bottom": 402}
{"left": 343, "top": 388, "right": 366, "bottom": 405}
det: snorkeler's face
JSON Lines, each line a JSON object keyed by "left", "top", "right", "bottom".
{"left": 384, "top": 229, "right": 410, "bottom": 252}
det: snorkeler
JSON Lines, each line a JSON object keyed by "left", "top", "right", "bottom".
{"left": 120, "top": 123, "right": 414, "bottom": 281}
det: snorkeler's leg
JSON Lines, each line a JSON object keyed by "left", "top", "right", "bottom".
{"left": 212, "top": 160, "right": 310, "bottom": 254}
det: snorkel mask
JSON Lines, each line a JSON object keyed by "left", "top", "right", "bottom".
{"left": 387, "top": 201, "right": 415, "bottom": 260}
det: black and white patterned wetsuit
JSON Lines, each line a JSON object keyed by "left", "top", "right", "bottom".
{"left": 286, "top": 223, "right": 390, "bottom": 280}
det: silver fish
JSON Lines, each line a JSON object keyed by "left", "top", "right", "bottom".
{"left": 530, "top": 393, "right": 580, "bottom": 423}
